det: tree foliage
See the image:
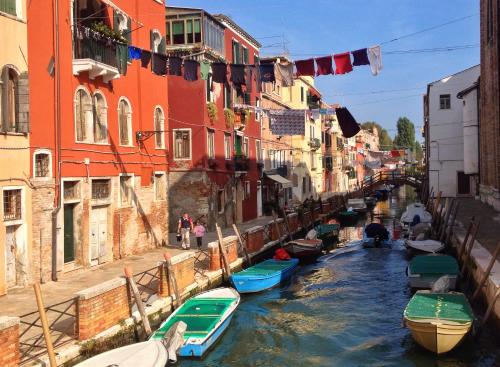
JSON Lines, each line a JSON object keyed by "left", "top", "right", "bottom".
{"left": 393, "top": 117, "right": 416, "bottom": 151}
{"left": 361, "top": 121, "right": 393, "bottom": 151}
{"left": 414, "top": 141, "right": 423, "bottom": 162}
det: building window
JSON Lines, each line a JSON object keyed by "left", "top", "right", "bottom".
{"left": 206, "top": 75, "right": 214, "bottom": 102}
{"left": 244, "top": 181, "right": 250, "bottom": 200}
{"left": 300, "top": 87, "right": 305, "bottom": 103}
{"left": 255, "top": 97, "right": 261, "bottom": 121}
{"left": 224, "top": 83, "right": 231, "bottom": 108}
{"left": 34, "top": 152, "right": 50, "bottom": 177}
{"left": 174, "top": 129, "right": 191, "bottom": 159}
{"left": 120, "top": 175, "right": 133, "bottom": 206}
{"left": 154, "top": 173, "right": 166, "bottom": 201}
{"left": 308, "top": 176, "right": 312, "bottom": 192}
{"left": 243, "top": 137, "right": 249, "bottom": 157}
{"left": 224, "top": 133, "right": 231, "bottom": 160}
{"left": 207, "top": 129, "right": 215, "bottom": 159}
{"left": 93, "top": 92, "right": 108, "bottom": 143}
{"left": 439, "top": 94, "right": 451, "bottom": 110}
{"left": 232, "top": 40, "right": 241, "bottom": 63}
{"left": 1, "top": 66, "right": 21, "bottom": 133}
{"left": 151, "top": 30, "right": 162, "bottom": 53}
{"left": 172, "top": 20, "right": 185, "bottom": 44}
{"left": 64, "top": 181, "right": 80, "bottom": 201}
{"left": 310, "top": 152, "right": 316, "bottom": 170}
{"left": 217, "top": 189, "right": 225, "bottom": 213}
{"left": 256, "top": 140, "right": 262, "bottom": 162}
{"left": 118, "top": 98, "right": 132, "bottom": 146}
{"left": 75, "top": 88, "right": 108, "bottom": 144}
{"left": 0, "top": 0, "right": 17, "bottom": 16}
{"left": 3, "top": 189, "right": 21, "bottom": 221}
{"left": 92, "top": 179, "right": 110, "bottom": 200}
{"left": 302, "top": 177, "right": 306, "bottom": 194}
{"left": 167, "top": 18, "right": 201, "bottom": 45}
{"left": 154, "top": 106, "right": 165, "bottom": 148}
{"left": 74, "top": 88, "right": 92, "bottom": 142}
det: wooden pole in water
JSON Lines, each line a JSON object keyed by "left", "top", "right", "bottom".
{"left": 272, "top": 210, "right": 284, "bottom": 246}
{"left": 282, "top": 207, "right": 294, "bottom": 241}
{"left": 443, "top": 202, "right": 459, "bottom": 244}
{"left": 482, "top": 288, "right": 500, "bottom": 326}
{"left": 458, "top": 216, "right": 475, "bottom": 260}
{"left": 432, "top": 191, "right": 441, "bottom": 219}
{"left": 215, "top": 223, "right": 232, "bottom": 278}
{"left": 461, "top": 222, "right": 480, "bottom": 276}
{"left": 163, "top": 253, "right": 181, "bottom": 308}
{"left": 438, "top": 198, "right": 453, "bottom": 241}
{"left": 232, "top": 224, "right": 251, "bottom": 266}
{"left": 33, "top": 283, "right": 57, "bottom": 367}
{"left": 124, "top": 266, "right": 152, "bottom": 336}
{"left": 472, "top": 241, "right": 500, "bottom": 301}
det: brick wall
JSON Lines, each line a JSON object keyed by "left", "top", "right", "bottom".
{"left": 268, "top": 219, "right": 284, "bottom": 241}
{"left": 207, "top": 236, "right": 238, "bottom": 271}
{"left": 169, "top": 253, "right": 195, "bottom": 292}
{"left": 0, "top": 317, "right": 20, "bottom": 367}
{"left": 246, "top": 226, "right": 264, "bottom": 253}
{"left": 75, "top": 278, "right": 130, "bottom": 340}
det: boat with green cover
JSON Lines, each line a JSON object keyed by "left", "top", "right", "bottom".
{"left": 337, "top": 210, "right": 359, "bottom": 225}
{"left": 404, "top": 291, "right": 474, "bottom": 354}
{"left": 407, "top": 255, "right": 459, "bottom": 290}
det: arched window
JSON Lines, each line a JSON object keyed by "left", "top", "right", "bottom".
{"left": 93, "top": 92, "right": 108, "bottom": 143}
{"left": 154, "top": 106, "right": 165, "bottom": 148}
{"left": 33, "top": 149, "right": 52, "bottom": 178}
{"left": 118, "top": 98, "right": 132, "bottom": 146}
{"left": 151, "top": 31, "right": 162, "bottom": 53}
{"left": 1, "top": 66, "right": 19, "bottom": 132}
{"left": 74, "top": 87, "right": 92, "bottom": 142}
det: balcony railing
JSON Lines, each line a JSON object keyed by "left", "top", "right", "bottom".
{"left": 308, "top": 138, "right": 321, "bottom": 150}
{"left": 74, "top": 36, "right": 119, "bottom": 68}
{"left": 234, "top": 155, "right": 249, "bottom": 172}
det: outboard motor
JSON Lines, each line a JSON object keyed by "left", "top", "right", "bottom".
{"left": 374, "top": 235, "right": 382, "bottom": 247}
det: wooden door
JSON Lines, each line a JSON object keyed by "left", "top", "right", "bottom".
{"left": 90, "top": 206, "right": 107, "bottom": 264}
{"left": 64, "top": 205, "right": 75, "bottom": 263}
{"left": 257, "top": 181, "right": 262, "bottom": 217}
{"left": 457, "top": 171, "right": 470, "bottom": 196}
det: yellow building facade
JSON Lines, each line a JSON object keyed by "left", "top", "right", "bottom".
{"left": 0, "top": 0, "right": 32, "bottom": 295}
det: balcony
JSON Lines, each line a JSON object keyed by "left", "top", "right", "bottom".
{"left": 72, "top": 32, "right": 121, "bottom": 83}
{"left": 308, "top": 138, "right": 321, "bottom": 151}
{"left": 276, "top": 165, "right": 288, "bottom": 178}
{"left": 234, "top": 155, "right": 249, "bottom": 172}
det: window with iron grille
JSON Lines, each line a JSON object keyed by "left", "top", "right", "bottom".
{"left": 120, "top": 175, "right": 133, "bottom": 206}
{"left": 118, "top": 99, "right": 132, "bottom": 145}
{"left": 154, "top": 173, "right": 166, "bottom": 201}
{"left": 35, "top": 153, "right": 50, "bottom": 177}
{"left": 174, "top": 129, "right": 191, "bottom": 159}
{"left": 64, "top": 181, "right": 80, "bottom": 201}
{"left": 92, "top": 179, "right": 110, "bottom": 200}
{"left": 3, "top": 189, "right": 21, "bottom": 221}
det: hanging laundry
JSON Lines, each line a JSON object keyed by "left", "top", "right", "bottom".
{"left": 295, "top": 58, "right": 315, "bottom": 77}
{"left": 274, "top": 63, "right": 294, "bottom": 86}
{"left": 335, "top": 107, "right": 360, "bottom": 138}
{"left": 141, "top": 50, "right": 152, "bottom": 68}
{"left": 245, "top": 66, "right": 254, "bottom": 93}
{"left": 116, "top": 43, "right": 128, "bottom": 75}
{"left": 259, "top": 64, "right": 275, "bottom": 83}
{"left": 183, "top": 59, "right": 198, "bottom": 81}
{"left": 168, "top": 57, "right": 182, "bottom": 76}
{"left": 351, "top": 48, "right": 370, "bottom": 66}
{"left": 212, "top": 62, "right": 228, "bottom": 83}
{"left": 230, "top": 64, "right": 246, "bottom": 85}
{"left": 128, "top": 46, "right": 142, "bottom": 60}
{"left": 200, "top": 60, "right": 211, "bottom": 80}
{"left": 333, "top": 52, "right": 353, "bottom": 74}
{"left": 268, "top": 109, "right": 306, "bottom": 136}
{"left": 368, "top": 45, "right": 383, "bottom": 76}
{"left": 315, "top": 56, "right": 334, "bottom": 76}
{"left": 152, "top": 53, "right": 167, "bottom": 75}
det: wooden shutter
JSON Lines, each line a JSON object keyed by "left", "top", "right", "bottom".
{"left": 126, "top": 16, "right": 131, "bottom": 44}
{"left": 158, "top": 36, "right": 166, "bottom": 54}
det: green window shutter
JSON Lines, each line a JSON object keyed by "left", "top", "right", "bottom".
{"left": 113, "top": 10, "right": 120, "bottom": 31}
{"left": 126, "top": 17, "right": 132, "bottom": 44}
{"left": 0, "top": 0, "right": 17, "bottom": 16}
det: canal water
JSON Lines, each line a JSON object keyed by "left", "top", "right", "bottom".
{"left": 180, "top": 186, "right": 500, "bottom": 367}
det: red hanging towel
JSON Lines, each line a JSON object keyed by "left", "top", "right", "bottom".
{"left": 295, "top": 58, "right": 315, "bottom": 77}
{"left": 273, "top": 248, "right": 291, "bottom": 261}
{"left": 334, "top": 52, "right": 353, "bottom": 74}
{"left": 315, "top": 55, "right": 334, "bottom": 76}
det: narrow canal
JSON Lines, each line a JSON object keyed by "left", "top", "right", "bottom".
{"left": 180, "top": 186, "right": 500, "bottom": 367}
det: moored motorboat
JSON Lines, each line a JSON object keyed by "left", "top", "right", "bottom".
{"left": 403, "top": 291, "right": 474, "bottom": 354}
{"left": 347, "top": 198, "right": 369, "bottom": 213}
{"left": 400, "top": 202, "right": 432, "bottom": 225}
{"left": 362, "top": 228, "right": 392, "bottom": 248}
{"left": 150, "top": 287, "right": 240, "bottom": 358}
{"left": 407, "top": 255, "right": 459, "bottom": 290}
{"left": 364, "top": 196, "right": 377, "bottom": 209}
{"left": 405, "top": 239, "right": 445, "bottom": 254}
{"left": 283, "top": 239, "right": 323, "bottom": 259}
{"left": 337, "top": 210, "right": 359, "bottom": 225}
{"left": 230, "top": 258, "right": 299, "bottom": 293}
{"left": 314, "top": 223, "right": 340, "bottom": 243}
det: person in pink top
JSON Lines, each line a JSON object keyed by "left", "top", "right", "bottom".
{"left": 193, "top": 221, "right": 206, "bottom": 250}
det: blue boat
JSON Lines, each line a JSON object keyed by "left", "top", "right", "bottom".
{"left": 230, "top": 258, "right": 299, "bottom": 293}
{"left": 150, "top": 287, "right": 239, "bottom": 358}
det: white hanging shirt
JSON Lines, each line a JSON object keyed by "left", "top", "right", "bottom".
{"left": 368, "top": 45, "right": 383, "bottom": 76}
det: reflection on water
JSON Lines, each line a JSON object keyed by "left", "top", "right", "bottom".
{"left": 178, "top": 187, "right": 500, "bottom": 367}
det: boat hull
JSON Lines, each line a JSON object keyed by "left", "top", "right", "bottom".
{"left": 283, "top": 240, "right": 322, "bottom": 259}
{"left": 404, "top": 318, "right": 472, "bottom": 354}
{"left": 407, "top": 266, "right": 458, "bottom": 290}
{"left": 405, "top": 240, "right": 444, "bottom": 255}
{"left": 230, "top": 259, "right": 299, "bottom": 293}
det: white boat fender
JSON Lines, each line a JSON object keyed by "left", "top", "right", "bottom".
{"left": 162, "top": 321, "right": 187, "bottom": 364}
{"left": 431, "top": 275, "right": 450, "bottom": 293}
{"left": 306, "top": 229, "right": 317, "bottom": 240}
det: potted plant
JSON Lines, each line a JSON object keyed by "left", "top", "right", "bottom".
{"left": 224, "top": 108, "right": 234, "bottom": 129}
{"left": 242, "top": 109, "right": 251, "bottom": 123}
{"left": 207, "top": 102, "right": 218, "bottom": 123}
{"left": 90, "top": 22, "right": 128, "bottom": 43}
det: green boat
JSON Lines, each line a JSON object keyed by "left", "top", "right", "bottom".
{"left": 337, "top": 210, "right": 359, "bottom": 225}
{"left": 315, "top": 223, "right": 340, "bottom": 239}
{"left": 404, "top": 291, "right": 474, "bottom": 354}
{"left": 407, "top": 255, "right": 459, "bottom": 290}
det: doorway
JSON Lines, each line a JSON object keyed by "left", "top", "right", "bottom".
{"left": 5, "top": 226, "right": 17, "bottom": 288}
{"left": 235, "top": 181, "right": 243, "bottom": 224}
{"left": 64, "top": 204, "right": 76, "bottom": 263}
{"left": 457, "top": 171, "right": 471, "bottom": 196}
{"left": 90, "top": 206, "right": 108, "bottom": 265}
{"left": 257, "top": 180, "right": 262, "bottom": 217}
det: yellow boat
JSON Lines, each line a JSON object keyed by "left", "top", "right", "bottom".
{"left": 403, "top": 291, "right": 474, "bottom": 354}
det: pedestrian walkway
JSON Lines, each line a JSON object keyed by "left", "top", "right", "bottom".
{"left": 455, "top": 197, "right": 500, "bottom": 256}
{"left": 0, "top": 215, "right": 275, "bottom": 317}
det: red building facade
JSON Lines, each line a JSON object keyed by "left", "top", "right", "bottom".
{"left": 166, "top": 8, "right": 261, "bottom": 230}
{"left": 28, "top": 0, "right": 169, "bottom": 280}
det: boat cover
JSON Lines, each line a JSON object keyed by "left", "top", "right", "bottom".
{"left": 406, "top": 239, "right": 444, "bottom": 253}
{"left": 401, "top": 203, "right": 432, "bottom": 223}
{"left": 404, "top": 292, "right": 474, "bottom": 323}
{"left": 409, "top": 255, "right": 459, "bottom": 275}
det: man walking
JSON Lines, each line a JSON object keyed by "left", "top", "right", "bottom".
{"left": 177, "top": 213, "right": 194, "bottom": 249}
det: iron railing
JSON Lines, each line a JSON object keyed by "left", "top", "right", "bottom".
{"left": 74, "top": 36, "right": 119, "bottom": 68}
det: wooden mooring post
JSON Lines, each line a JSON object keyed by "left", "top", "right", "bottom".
{"left": 472, "top": 241, "right": 500, "bottom": 301}
{"left": 164, "top": 252, "right": 181, "bottom": 308}
{"left": 232, "top": 223, "right": 251, "bottom": 266}
{"left": 124, "top": 266, "right": 152, "bottom": 336}
{"left": 282, "top": 208, "right": 294, "bottom": 241}
{"left": 33, "top": 283, "right": 57, "bottom": 367}
{"left": 272, "top": 210, "right": 284, "bottom": 246}
{"left": 215, "top": 223, "right": 232, "bottom": 278}
{"left": 460, "top": 221, "right": 480, "bottom": 276}
{"left": 457, "top": 216, "right": 475, "bottom": 260}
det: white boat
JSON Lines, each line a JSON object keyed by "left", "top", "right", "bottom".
{"left": 401, "top": 203, "right": 432, "bottom": 224}
{"left": 407, "top": 255, "right": 459, "bottom": 290}
{"left": 405, "top": 239, "right": 445, "bottom": 254}
{"left": 347, "top": 198, "right": 368, "bottom": 213}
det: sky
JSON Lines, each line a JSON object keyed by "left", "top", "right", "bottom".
{"left": 168, "top": 0, "right": 480, "bottom": 140}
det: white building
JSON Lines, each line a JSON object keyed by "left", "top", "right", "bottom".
{"left": 424, "top": 65, "right": 480, "bottom": 197}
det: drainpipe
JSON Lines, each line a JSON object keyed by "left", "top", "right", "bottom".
{"left": 476, "top": 80, "right": 481, "bottom": 197}
{"left": 52, "top": 0, "right": 61, "bottom": 281}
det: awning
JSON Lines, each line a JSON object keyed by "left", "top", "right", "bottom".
{"left": 266, "top": 174, "right": 292, "bottom": 188}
